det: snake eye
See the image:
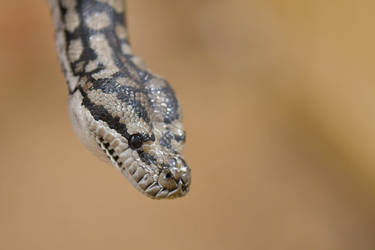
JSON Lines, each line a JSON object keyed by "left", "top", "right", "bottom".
{"left": 128, "top": 133, "right": 143, "bottom": 149}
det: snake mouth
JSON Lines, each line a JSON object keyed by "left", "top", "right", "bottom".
{"left": 140, "top": 179, "right": 189, "bottom": 199}
{"left": 95, "top": 134, "right": 189, "bottom": 199}
{"left": 163, "top": 180, "right": 189, "bottom": 198}
{"left": 95, "top": 136, "right": 124, "bottom": 170}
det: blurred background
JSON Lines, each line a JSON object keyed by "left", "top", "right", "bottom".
{"left": 1, "top": 0, "right": 375, "bottom": 249}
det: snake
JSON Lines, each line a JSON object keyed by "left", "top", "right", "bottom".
{"left": 48, "top": 0, "right": 191, "bottom": 199}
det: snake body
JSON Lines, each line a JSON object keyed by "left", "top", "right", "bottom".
{"left": 49, "top": 0, "right": 191, "bottom": 199}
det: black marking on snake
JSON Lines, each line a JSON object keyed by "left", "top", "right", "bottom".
{"left": 174, "top": 132, "right": 186, "bottom": 143}
{"left": 142, "top": 133, "right": 155, "bottom": 142}
{"left": 69, "top": 86, "right": 80, "bottom": 95}
{"left": 146, "top": 84, "right": 180, "bottom": 124}
{"left": 137, "top": 150, "right": 158, "bottom": 166}
{"left": 91, "top": 79, "right": 151, "bottom": 124}
{"left": 79, "top": 87, "right": 159, "bottom": 166}
{"left": 79, "top": 87, "right": 130, "bottom": 139}
{"left": 162, "top": 85, "right": 180, "bottom": 124}
{"left": 61, "top": 0, "right": 150, "bottom": 85}
{"left": 178, "top": 157, "right": 188, "bottom": 167}
{"left": 98, "top": 137, "right": 122, "bottom": 167}
{"left": 60, "top": 0, "right": 180, "bottom": 125}
{"left": 160, "top": 130, "right": 174, "bottom": 149}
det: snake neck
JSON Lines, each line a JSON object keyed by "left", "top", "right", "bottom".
{"left": 49, "top": 0, "right": 148, "bottom": 93}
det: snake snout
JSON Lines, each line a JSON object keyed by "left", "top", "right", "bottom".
{"left": 155, "top": 161, "right": 191, "bottom": 198}
{"left": 170, "top": 165, "right": 191, "bottom": 195}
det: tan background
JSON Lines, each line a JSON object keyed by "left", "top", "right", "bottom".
{"left": 1, "top": 1, "right": 375, "bottom": 249}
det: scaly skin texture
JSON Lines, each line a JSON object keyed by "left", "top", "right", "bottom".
{"left": 49, "top": 0, "right": 191, "bottom": 199}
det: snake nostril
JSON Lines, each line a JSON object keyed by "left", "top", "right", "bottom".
{"left": 158, "top": 170, "right": 178, "bottom": 190}
{"left": 165, "top": 172, "right": 172, "bottom": 179}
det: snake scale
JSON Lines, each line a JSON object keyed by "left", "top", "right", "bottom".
{"left": 48, "top": 0, "right": 191, "bottom": 199}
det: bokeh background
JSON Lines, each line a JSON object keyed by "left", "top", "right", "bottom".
{"left": 1, "top": 1, "right": 375, "bottom": 249}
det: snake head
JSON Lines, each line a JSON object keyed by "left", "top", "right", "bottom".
{"left": 68, "top": 78, "right": 191, "bottom": 199}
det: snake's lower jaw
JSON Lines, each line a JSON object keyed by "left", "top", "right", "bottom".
{"left": 165, "top": 172, "right": 191, "bottom": 199}
{"left": 130, "top": 167, "right": 190, "bottom": 199}
{"left": 146, "top": 179, "right": 190, "bottom": 199}
{"left": 165, "top": 180, "right": 190, "bottom": 199}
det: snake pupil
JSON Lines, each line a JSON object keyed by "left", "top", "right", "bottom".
{"left": 129, "top": 133, "right": 143, "bottom": 149}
